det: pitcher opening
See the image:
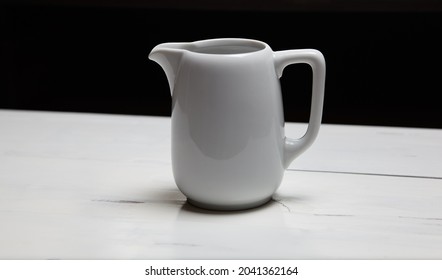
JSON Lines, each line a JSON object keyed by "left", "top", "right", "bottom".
{"left": 189, "top": 39, "right": 267, "bottom": 55}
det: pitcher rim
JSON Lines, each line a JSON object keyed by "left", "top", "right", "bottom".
{"left": 186, "top": 38, "right": 269, "bottom": 56}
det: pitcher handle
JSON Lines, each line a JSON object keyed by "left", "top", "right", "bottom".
{"left": 274, "top": 49, "right": 326, "bottom": 169}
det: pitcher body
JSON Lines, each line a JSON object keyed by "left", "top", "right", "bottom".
{"left": 149, "top": 38, "right": 325, "bottom": 210}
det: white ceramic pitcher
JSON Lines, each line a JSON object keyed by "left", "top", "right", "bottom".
{"left": 149, "top": 38, "right": 325, "bottom": 210}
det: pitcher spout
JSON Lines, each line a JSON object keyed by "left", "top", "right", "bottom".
{"left": 149, "top": 43, "right": 188, "bottom": 93}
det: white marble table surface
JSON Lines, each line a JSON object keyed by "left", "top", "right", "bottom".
{"left": 0, "top": 109, "right": 441, "bottom": 259}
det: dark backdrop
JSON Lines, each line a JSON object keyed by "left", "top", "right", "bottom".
{"left": 1, "top": 2, "right": 441, "bottom": 128}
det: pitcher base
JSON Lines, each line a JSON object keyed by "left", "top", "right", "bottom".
{"left": 187, "top": 197, "right": 272, "bottom": 211}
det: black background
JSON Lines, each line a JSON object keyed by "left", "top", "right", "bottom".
{"left": 1, "top": 3, "right": 441, "bottom": 128}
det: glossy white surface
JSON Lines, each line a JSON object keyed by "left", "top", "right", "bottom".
{"left": 0, "top": 110, "right": 441, "bottom": 259}
{"left": 149, "top": 38, "right": 326, "bottom": 210}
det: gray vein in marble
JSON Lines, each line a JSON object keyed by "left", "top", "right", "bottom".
{"left": 398, "top": 216, "right": 442, "bottom": 221}
{"left": 272, "top": 199, "right": 291, "bottom": 212}
{"left": 289, "top": 168, "right": 442, "bottom": 180}
{"left": 92, "top": 199, "right": 186, "bottom": 205}
{"left": 314, "top": 213, "right": 354, "bottom": 217}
